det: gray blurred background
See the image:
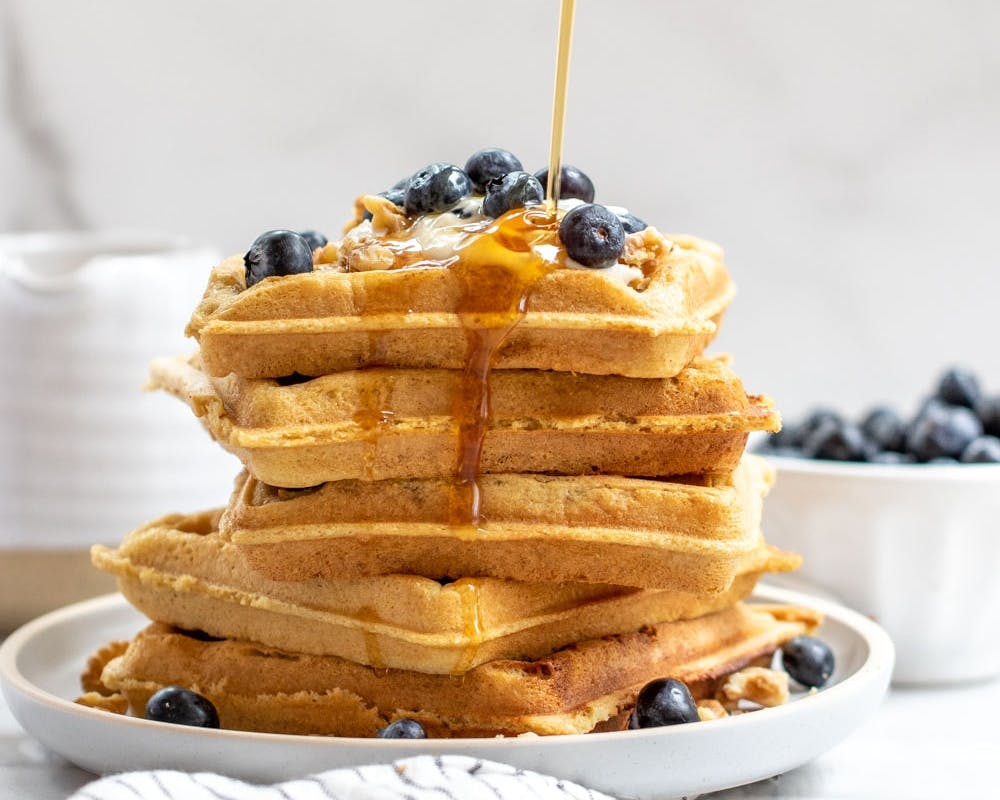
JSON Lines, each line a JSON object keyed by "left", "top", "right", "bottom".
{"left": 3, "top": 0, "right": 999, "bottom": 418}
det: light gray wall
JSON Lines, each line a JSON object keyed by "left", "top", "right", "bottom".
{"left": 3, "top": 0, "right": 999, "bottom": 418}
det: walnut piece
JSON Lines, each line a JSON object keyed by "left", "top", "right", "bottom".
{"left": 75, "top": 691, "right": 128, "bottom": 715}
{"left": 697, "top": 699, "right": 729, "bottom": 721}
{"left": 716, "top": 666, "right": 790, "bottom": 711}
{"left": 80, "top": 639, "right": 129, "bottom": 694}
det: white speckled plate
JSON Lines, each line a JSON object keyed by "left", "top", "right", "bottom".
{"left": 0, "top": 587, "right": 892, "bottom": 800}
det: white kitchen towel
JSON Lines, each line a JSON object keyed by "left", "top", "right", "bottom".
{"left": 67, "top": 755, "right": 618, "bottom": 800}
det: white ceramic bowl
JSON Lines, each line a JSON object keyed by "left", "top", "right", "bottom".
{"left": 761, "top": 455, "right": 1000, "bottom": 685}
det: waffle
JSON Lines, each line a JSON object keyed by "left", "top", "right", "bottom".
{"left": 223, "top": 456, "right": 784, "bottom": 591}
{"left": 187, "top": 228, "right": 734, "bottom": 380}
{"left": 91, "top": 509, "right": 799, "bottom": 674}
{"left": 93, "top": 602, "right": 818, "bottom": 737}
{"left": 149, "top": 353, "right": 778, "bottom": 487}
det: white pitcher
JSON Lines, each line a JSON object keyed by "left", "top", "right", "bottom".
{"left": 0, "top": 231, "right": 238, "bottom": 626}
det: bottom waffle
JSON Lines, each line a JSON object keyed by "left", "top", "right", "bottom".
{"left": 91, "top": 603, "right": 819, "bottom": 737}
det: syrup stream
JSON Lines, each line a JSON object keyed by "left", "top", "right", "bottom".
{"left": 545, "top": 0, "right": 576, "bottom": 208}
{"left": 446, "top": 0, "right": 577, "bottom": 530}
{"left": 448, "top": 209, "right": 561, "bottom": 530}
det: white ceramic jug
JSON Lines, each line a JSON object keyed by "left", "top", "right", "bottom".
{"left": 0, "top": 231, "right": 238, "bottom": 626}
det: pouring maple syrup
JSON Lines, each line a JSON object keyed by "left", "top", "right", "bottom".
{"left": 446, "top": 0, "right": 577, "bottom": 531}
{"left": 546, "top": 0, "right": 576, "bottom": 209}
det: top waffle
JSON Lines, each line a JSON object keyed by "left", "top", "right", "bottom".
{"left": 188, "top": 220, "right": 734, "bottom": 380}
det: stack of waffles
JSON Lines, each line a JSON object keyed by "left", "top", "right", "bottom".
{"left": 83, "top": 197, "right": 816, "bottom": 736}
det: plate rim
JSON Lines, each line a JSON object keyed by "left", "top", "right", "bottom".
{"left": 0, "top": 584, "right": 895, "bottom": 751}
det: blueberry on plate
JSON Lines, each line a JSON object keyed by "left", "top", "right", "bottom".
{"left": 482, "top": 171, "right": 544, "bottom": 218}
{"left": 464, "top": 148, "right": 523, "bottom": 193}
{"left": 801, "top": 419, "right": 870, "bottom": 461}
{"left": 960, "top": 435, "right": 1000, "bottom": 463}
{"left": 404, "top": 163, "right": 472, "bottom": 215}
{"left": 376, "top": 719, "right": 427, "bottom": 739}
{"left": 905, "top": 403, "right": 982, "bottom": 461}
{"left": 145, "top": 686, "right": 220, "bottom": 728}
{"left": 859, "top": 406, "right": 906, "bottom": 453}
{"left": 781, "top": 636, "right": 835, "bottom": 688}
{"left": 534, "top": 164, "right": 595, "bottom": 203}
{"left": 936, "top": 366, "right": 982, "bottom": 409}
{"left": 558, "top": 203, "right": 625, "bottom": 268}
{"left": 244, "top": 230, "right": 314, "bottom": 288}
{"left": 630, "top": 678, "right": 699, "bottom": 728}
{"left": 299, "top": 230, "right": 328, "bottom": 251}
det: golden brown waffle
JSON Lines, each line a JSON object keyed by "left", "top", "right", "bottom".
{"left": 94, "top": 603, "right": 819, "bottom": 737}
{"left": 223, "top": 456, "right": 785, "bottom": 591}
{"left": 187, "top": 229, "right": 734, "bottom": 380}
{"left": 91, "top": 510, "right": 799, "bottom": 674}
{"left": 149, "top": 353, "right": 778, "bottom": 487}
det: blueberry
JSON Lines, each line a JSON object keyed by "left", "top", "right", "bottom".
{"left": 376, "top": 718, "right": 426, "bottom": 739}
{"left": 913, "top": 396, "right": 947, "bottom": 419}
{"left": 761, "top": 445, "right": 805, "bottom": 458}
{"left": 464, "top": 148, "right": 523, "bottom": 193}
{"left": 482, "top": 171, "right": 544, "bottom": 218}
{"left": 960, "top": 435, "right": 1000, "bottom": 463}
{"left": 362, "top": 187, "right": 406, "bottom": 222}
{"left": 936, "top": 367, "right": 982, "bottom": 409}
{"left": 905, "top": 403, "right": 982, "bottom": 461}
{"left": 790, "top": 408, "right": 843, "bottom": 448}
{"left": 616, "top": 211, "right": 647, "bottom": 233}
{"left": 534, "top": 165, "right": 595, "bottom": 203}
{"left": 763, "top": 427, "right": 798, "bottom": 450}
{"left": 867, "top": 450, "right": 915, "bottom": 464}
{"left": 631, "top": 678, "right": 699, "bottom": 728}
{"left": 976, "top": 396, "right": 1000, "bottom": 437}
{"left": 244, "top": 230, "right": 314, "bottom": 288}
{"left": 299, "top": 230, "right": 328, "bottom": 251}
{"left": 781, "top": 636, "right": 835, "bottom": 688}
{"left": 145, "top": 686, "right": 220, "bottom": 728}
{"left": 859, "top": 406, "right": 906, "bottom": 452}
{"left": 801, "top": 419, "right": 871, "bottom": 461}
{"left": 404, "top": 163, "right": 472, "bottom": 215}
{"left": 558, "top": 203, "right": 625, "bottom": 268}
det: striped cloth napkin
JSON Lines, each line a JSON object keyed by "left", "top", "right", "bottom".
{"left": 67, "top": 755, "right": 618, "bottom": 800}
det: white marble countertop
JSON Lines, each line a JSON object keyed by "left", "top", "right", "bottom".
{"left": 3, "top": 676, "right": 997, "bottom": 800}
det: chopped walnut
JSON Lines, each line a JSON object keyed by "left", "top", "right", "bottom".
{"left": 364, "top": 194, "right": 409, "bottom": 234}
{"left": 717, "top": 666, "right": 790, "bottom": 711}
{"left": 621, "top": 226, "right": 674, "bottom": 289}
{"left": 346, "top": 241, "right": 399, "bottom": 272}
{"left": 75, "top": 691, "right": 128, "bottom": 715}
{"left": 314, "top": 242, "right": 340, "bottom": 265}
{"left": 80, "top": 640, "right": 129, "bottom": 694}
{"left": 697, "top": 699, "right": 729, "bottom": 721}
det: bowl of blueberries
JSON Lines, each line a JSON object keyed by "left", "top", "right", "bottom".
{"left": 756, "top": 367, "right": 1000, "bottom": 685}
